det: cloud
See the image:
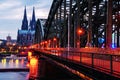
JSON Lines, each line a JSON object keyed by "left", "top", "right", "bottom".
{"left": 0, "top": 0, "right": 23, "bottom": 20}
{"left": 0, "top": 0, "right": 52, "bottom": 20}
{"left": 0, "top": 0, "right": 22, "bottom": 10}
{"left": 26, "top": 2, "right": 52, "bottom": 19}
{"left": 0, "top": 0, "right": 53, "bottom": 39}
{"left": 25, "top": 0, "right": 53, "bottom": 19}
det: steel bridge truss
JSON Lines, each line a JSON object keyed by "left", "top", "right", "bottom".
{"left": 43, "top": 0, "right": 120, "bottom": 48}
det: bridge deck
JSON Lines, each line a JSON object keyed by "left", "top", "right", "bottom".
{"left": 33, "top": 48, "right": 120, "bottom": 79}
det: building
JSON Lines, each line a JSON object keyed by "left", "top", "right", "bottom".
{"left": 6, "top": 34, "right": 12, "bottom": 45}
{"left": 17, "top": 6, "right": 36, "bottom": 46}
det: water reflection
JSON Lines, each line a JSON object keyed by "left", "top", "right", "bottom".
{"left": 29, "top": 57, "right": 38, "bottom": 79}
{"left": 0, "top": 57, "right": 29, "bottom": 80}
{"left": 0, "top": 58, "right": 27, "bottom": 68}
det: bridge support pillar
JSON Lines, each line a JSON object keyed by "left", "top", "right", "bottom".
{"left": 106, "top": 0, "right": 112, "bottom": 48}
{"left": 37, "top": 56, "right": 73, "bottom": 79}
{"left": 86, "top": 0, "right": 92, "bottom": 47}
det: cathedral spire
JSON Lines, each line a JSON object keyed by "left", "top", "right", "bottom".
{"left": 23, "top": 6, "right": 27, "bottom": 21}
{"left": 30, "top": 7, "right": 36, "bottom": 30}
{"left": 21, "top": 6, "right": 28, "bottom": 30}
{"left": 32, "top": 7, "right": 36, "bottom": 22}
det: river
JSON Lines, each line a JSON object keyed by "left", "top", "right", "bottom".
{"left": 0, "top": 56, "right": 29, "bottom": 80}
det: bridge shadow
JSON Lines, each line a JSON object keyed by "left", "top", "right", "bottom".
{"left": 29, "top": 56, "right": 82, "bottom": 80}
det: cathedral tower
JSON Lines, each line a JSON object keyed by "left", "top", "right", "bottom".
{"left": 21, "top": 6, "right": 28, "bottom": 30}
{"left": 30, "top": 7, "right": 36, "bottom": 30}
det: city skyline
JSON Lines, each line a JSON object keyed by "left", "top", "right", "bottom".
{"left": 0, "top": 0, "right": 52, "bottom": 40}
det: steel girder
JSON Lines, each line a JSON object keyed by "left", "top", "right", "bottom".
{"left": 43, "top": 0, "right": 120, "bottom": 48}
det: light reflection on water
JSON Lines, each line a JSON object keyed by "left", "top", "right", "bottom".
{"left": 0, "top": 57, "right": 29, "bottom": 80}
{"left": 0, "top": 58, "right": 27, "bottom": 68}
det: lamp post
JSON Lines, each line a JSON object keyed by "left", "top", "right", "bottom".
{"left": 45, "top": 41, "right": 48, "bottom": 48}
{"left": 86, "top": 30, "right": 91, "bottom": 48}
{"left": 67, "top": 13, "right": 70, "bottom": 50}
{"left": 48, "top": 40, "right": 51, "bottom": 48}
{"left": 77, "top": 28, "right": 91, "bottom": 48}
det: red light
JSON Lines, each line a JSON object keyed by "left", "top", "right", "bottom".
{"left": 21, "top": 51, "right": 24, "bottom": 54}
{"left": 53, "top": 38, "right": 57, "bottom": 41}
{"left": 26, "top": 63, "right": 30, "bottom": 68}
{"left": 45, "top": 41, "right": 47, "bottom": 44}
{"left": 40, "top": 42, "right": 42, "bottom": 45}
{"left": 48, "top": 40, "right": 51, "bottom": 42}
{"left": 78, "top": 29, "right": 82, "bottom": 34}
{"left": 79, "top": 30, "right": 82, "bottom": 33}
{"left": 77, "top": 28, "right": 84, "bottom": 36}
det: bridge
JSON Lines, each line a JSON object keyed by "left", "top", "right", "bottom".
{"left": 29, "top": 0, "right": 120, "bottom": 80}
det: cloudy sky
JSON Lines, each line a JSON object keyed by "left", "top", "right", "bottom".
{"left": 0, "top": 0, "right": 53, "bottom": 40}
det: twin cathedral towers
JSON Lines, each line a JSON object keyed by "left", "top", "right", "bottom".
{"left": 17, "top": 6, "right": 36, "bottom": 46}
{"left": 21, "top": 6, "right": 36, "bottom": 30}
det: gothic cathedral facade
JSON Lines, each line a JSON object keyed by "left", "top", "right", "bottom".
{"left": 17, "top": 6, "right": 36, "bottom": 46}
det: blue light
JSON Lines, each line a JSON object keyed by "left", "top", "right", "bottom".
{"left": 112, "top": 44, "right": 116, "bottom": 49}
{"left": 98, "top": 38, "right": 105, "bottom": 44}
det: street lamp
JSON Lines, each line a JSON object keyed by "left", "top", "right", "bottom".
{"left": 45, "top": 41, "right": 48, "bottom": 48}
{"left": 53, "top": 37, "right": 57, "bottom": 48}
{"left": 48, "top": 40, "right": 51, "bottom": 48}
{"left": 77, "top": 28, "right": 92, "bottom": 48}
{"left": 77, "top": 28, "right": 83, "bottom": 48}
{"left": 78, "top": 29, "right": 83, "bottom": 35}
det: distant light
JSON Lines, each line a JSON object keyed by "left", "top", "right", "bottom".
{"left": 24, "top": 47, "right": 27, "bottom": 49}
{"left": 15, "top": 59, "right": 19, "bottom": 65}
{"left": 28, "top": 51, "right": 32, "bottom": 60}
{"left": 30, "top": 57, "right": 38, "bottom": 66}
{"left": 2, "top": 59, "right": 6, "bottom": 64}
{"left": 48, "top": 40, "right": 51, "bottom": 42}
{"left": 98, "top": 38, "right": 104, "bottom": 44}
{"left": 53, "top": 38, "right": 57, "bottom": 41}
{"left": 112, "top": 44, "right": 116, "bottom": 49}
{"left": 28, "top": 51, "right": 32, "bottom": 56}
{"left": 77, "top": 29, "right": 83, "bottom": 35}
{"left": 21, "top": 51, "right": 25, "bottom": 54}
{"left": 26, "top": 63, "right": 30, "bottom": 68}
{"left": 13, "top": 43, "right": 16, "bottom": 46}
{"left": 78, "top": 30, "right": 82, "bottom": 34}
{"left": 85, "top": 47, "right": 88, "bottom": 48}
{"left": 45, "top": 41, "right": 47, "bottom": 44}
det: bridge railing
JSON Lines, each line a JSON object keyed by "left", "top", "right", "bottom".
{"left": 37, "top": 47, "right": 120, "bottom": 77}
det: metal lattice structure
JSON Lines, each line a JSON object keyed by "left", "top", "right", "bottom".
{"left": 40, "top": 0, "right": 120, "bottom": 48}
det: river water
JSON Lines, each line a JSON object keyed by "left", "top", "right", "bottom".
{"left": 0, "top": 55, "right": 87, "bottom": 80}
{"left": 0, "top": 57, "right": 29, "bottom": 80}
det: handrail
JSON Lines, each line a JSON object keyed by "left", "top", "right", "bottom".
{"left": 36, "top": 48, "right": 120, "bottom": 78}
{"left": 42, "top": 47, "right": 120, "bottom": 55}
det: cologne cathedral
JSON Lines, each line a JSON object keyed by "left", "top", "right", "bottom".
{"left": 17, "top": 7, "right": 36, "bottom": 46}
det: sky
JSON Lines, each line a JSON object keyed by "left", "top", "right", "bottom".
{"left": 0, "top": 0, "right": 53, "bottom": 40}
